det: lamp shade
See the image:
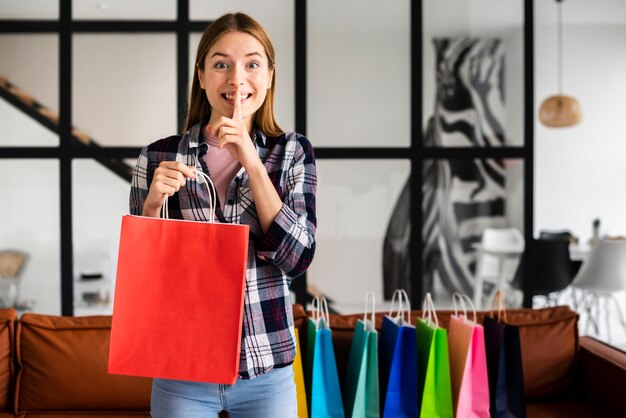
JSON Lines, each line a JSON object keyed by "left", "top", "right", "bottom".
{"left": 539, "top": 95, "right": 582, "bottom": 127}
{"left": 572, "top": 239, "right": 626, "bottom": 293}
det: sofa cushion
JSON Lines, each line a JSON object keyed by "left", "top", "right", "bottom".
{"left": 16, "top": 314, "right": 151, "bottom": 413}
{"left": 0, "top": 309, "right": 16, "bottom": 413}
{"left": 313, "top": 305, "right": 577, "bottom": 401}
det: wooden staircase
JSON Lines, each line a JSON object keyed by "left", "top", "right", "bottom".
{"left": 0, "top": 75, "right": 133, "bottom": 182}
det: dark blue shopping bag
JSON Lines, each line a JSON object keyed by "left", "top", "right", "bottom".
{"left": 383, "top": 323, "right": 418, "bottom": 417}
{"left": 379, "top": 315, "right": 401, "bottom": 409}
{"left": 484, "top": 312, "right": 526, "bottom": 417}
{"left": 379, "top": 289, "right": 418, "bottom": 417}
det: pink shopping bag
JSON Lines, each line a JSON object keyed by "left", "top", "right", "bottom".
{"left": 448, "top": 295, "right": 490, "bottom": 417}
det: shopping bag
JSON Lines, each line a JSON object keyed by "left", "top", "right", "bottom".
{"left": 448, "top": 294, "right": 490, "bottom": 418}
{"left": 344, "top": 292, "right": 379, "bottom": 417}
{"left": 483, "top": 291, "right": 526, "bottom": 418}
{"left": 308, "top": 297, "right": 345, "bottom": 418}
{"left": 380, "top": 289, "right": 418, "bottom": 418}
{"left": 379, "top": 289, "right": 407, "bottom": 409}
{"left": 294, "top": 328, "right": 309, "bottom": 418}
{"left": 416, "top": 293, "right": 453, "bottom": 418}
{"left": 108, "top": 171, "right": 249, "bottom": 384}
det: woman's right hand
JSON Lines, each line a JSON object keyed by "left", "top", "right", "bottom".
{"left": 142, "top": 161, "right": 197, "bottom": 217}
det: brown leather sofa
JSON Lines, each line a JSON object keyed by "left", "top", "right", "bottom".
{"left": 0, "top": 305, "right": 623, "bottom": 417}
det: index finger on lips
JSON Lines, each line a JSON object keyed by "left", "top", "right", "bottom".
{"left": 233, "top": 83, "right": 243, "bottom": 121}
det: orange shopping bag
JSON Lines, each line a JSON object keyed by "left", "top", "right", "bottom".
{"left": 108, "top": 171, "right": 249, "bottom": 384}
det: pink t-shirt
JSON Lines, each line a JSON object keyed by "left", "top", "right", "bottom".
{"left": 202, "top": 125, "right": 242, "bottom": 210}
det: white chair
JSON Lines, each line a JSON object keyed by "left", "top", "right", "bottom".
{"left": 473, "top": 227, "right": 525, "bottom": 309}
{"left": 571, "top": 239, "right": 626, "bottom": 342}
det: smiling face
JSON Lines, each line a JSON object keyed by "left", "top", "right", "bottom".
{"left": 198, "top": 30, "right": 274, "bottom": 132}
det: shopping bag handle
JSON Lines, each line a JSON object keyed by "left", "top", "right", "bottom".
{"left": 453, "top": 292, "right": 477, "bottom": 323}
{"left": 488, "top": 290, "right": 507, "bottom": 323}
{"left": 421, "top": 292, "right": 439, "bottom": 327}
{"left": 362, "top": 291, "right": 376, "bottom": 331}
{"left": 452, "top": 293, "right": 467, "bottom": 318}
{"left": 312, "top": 296, "right": 330, "bottom": 330}
{"left": 162, "top": 169, "right": 217, "bottom": 223}
{"left": 388, "top": 289, "right": 410, "bottom": 325}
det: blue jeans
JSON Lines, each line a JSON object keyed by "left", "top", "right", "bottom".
{"left": 151, "top": 366, "right": 297, "bottom": 417}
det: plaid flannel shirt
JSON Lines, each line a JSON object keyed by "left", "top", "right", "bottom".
{"left": 129, "top": 122, "right": 317, "bottom": 379}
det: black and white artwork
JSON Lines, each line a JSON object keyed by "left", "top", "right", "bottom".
{"left": 383, "top": 37, "right": 506, "bottom": 299}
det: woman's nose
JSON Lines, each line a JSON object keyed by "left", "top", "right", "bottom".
{"left": 228, "top": 65, "right": 244, "bottom": 86}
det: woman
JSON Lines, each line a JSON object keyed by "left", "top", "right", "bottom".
{"left": 130, "top": 12, "right": 316, "bottom": 417}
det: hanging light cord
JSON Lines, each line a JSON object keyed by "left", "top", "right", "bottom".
{"left": 557, "top": 0, "right": 563, "bottom": 95}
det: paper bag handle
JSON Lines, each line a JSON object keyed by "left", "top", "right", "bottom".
{"left": 312, "top": 296, "right": 330, "bottom": 330}
{"left": 362, "top": 291, "right": 376, "bottom": 331}
{"left": 453, "top": 292, "right": 477, "bottom": 323}
{"left": 162, "top": 169, "right": 217, "bottom": 223}
{"left": 421, "top": 292, "right": 439, "bottom": 327}
{"left": 489, "top": 290, "right": 507, "bottom": 323}
{"left": 388, "top": 289, "right": 411, "bottom": 325}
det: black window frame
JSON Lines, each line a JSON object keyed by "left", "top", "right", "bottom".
{"left": 0, "top": 0, "right": 534, "bottom": 315}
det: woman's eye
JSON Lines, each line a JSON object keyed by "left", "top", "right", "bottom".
{"left": 214, "top": 62, "right": 228, "bottom": 69}
{"left": 247, "top": 62, "right": 260, "bottom": 69}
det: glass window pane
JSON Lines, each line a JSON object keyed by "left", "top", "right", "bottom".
{"left": 73, "top": 0, "right": 176, "bottom": 20}
{"left": 0, "top": 160, "right": 60, "bottom": 315}
{"left": 420, "top": 158, "right": 524, "bottom": 301}
{"left": 189, "top": 1, "right": 295, "bottom": 133}
{"left": 308, "top": 0, "right": 410, "bottom": 147}
{"left": 423, "top": 0, "right": 524, "bottom": 147}
{"left": 308, "top": 160, "right": 410, "bottom": 313}
{"left": 0, "top": 0, "right": 58, "bottom": 20}
{"left": 73, "top": 34, "right": 177, "bottom": 147}
{"left": 72, "top": 159, "right": 133, "bottom": 316}
{"left": 189, "top": 33, "right": 201, "bottom": 101}
{"left": 0, "top": 34, "right": 59, "bottom": 146}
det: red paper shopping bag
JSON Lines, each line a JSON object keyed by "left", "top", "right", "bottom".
{"left": 108, "top": 211, "right": 249, "bottom": 384}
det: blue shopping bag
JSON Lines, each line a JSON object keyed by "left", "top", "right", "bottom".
{"left": 383, "top": 325, "right": 418, "bottom": 417}
{"left": 308, "top": 297, "right": 345, "bottom": 418}
{"left": 379, "top": 289, "right": 418, "bottom": 418}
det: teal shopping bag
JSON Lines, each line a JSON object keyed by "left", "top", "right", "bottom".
{"left": 416, "top": 293, "right": 453, "bottom": 418}
{"left": 308, "top": 297, "right": 345, "bottom": 418}
{"left": 344, "top": 292, "right": 379, "bottom": 417}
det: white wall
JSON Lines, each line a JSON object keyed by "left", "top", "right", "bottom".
{"left": 0, "top": 160, "right": 60, "bottom": 314}
{"left": 534, "top": 22, "right": 626, "bottom": 243}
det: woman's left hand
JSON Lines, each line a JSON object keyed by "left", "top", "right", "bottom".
{"left": 208, "top": 85, "right": 261, "bottom": 171}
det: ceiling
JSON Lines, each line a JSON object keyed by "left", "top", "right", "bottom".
{"left": 1, "top": 0, "right": 625, "bottom": 25}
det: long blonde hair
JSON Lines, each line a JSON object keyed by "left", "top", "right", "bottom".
{"left": 184, "top": 13, "right": 283, "bottom": 137}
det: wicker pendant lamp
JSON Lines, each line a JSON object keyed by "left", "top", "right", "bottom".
{"left": 539, "top": 0, "right": 582, "bottom": 127}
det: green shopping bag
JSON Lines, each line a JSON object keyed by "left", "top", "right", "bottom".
{"left": 416, "top": 293, "right": 453, "bottom": 418}
{"left": 344, "top": 292, "right": 380, "bottom": 417}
